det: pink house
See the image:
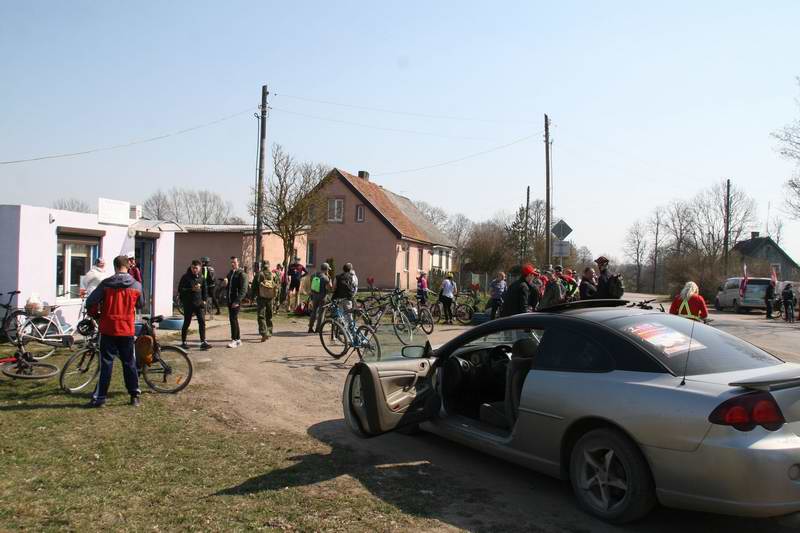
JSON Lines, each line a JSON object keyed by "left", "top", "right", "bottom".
{"left": 306, "top": 169, "right": 454, "bottom": 290}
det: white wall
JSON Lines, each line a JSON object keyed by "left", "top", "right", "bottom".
{"left": 11, "top": 204, "right": 176, "bottom": 327}
{"left": 0, "top": 206, "right": 21, "bottom": 307}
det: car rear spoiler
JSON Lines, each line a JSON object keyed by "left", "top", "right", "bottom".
{"left": 730, "top": 368, "right": 800, "bottom": 391}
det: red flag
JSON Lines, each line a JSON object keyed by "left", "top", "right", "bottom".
{"left": 771, "top": 267, "right": 779, "bottom": 286}
{"left": 739, "top": 264, "right": 748, "bottom": 298}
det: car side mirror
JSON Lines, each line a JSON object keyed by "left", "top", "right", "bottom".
{"left": 401, "top": 345, "right": 427, "bottom": 359}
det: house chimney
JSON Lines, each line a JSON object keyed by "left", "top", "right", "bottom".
{"left": 357, "top": 170, "right": 370, "bottom": 181}
{"left": 751, "top": 231, "right": 760, "bottom": 240}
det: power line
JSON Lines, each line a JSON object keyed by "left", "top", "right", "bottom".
{"left": 373, "top": 131, "right": 541, "bottom": 176}
{"left": 0, "top": 107, "right": 257, "bottom": 165}
{"left": 269, "top": 106, "right": 496, "bottom": 141}
{"left": 273, "top": 92, "right": 537, "bottom": 124}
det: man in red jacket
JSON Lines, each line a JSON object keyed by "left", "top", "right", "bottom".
{"left": 85, "top": 255, "right": 144, "bottom": 407}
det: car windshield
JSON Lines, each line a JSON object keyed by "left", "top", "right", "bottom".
{"left": 464, "top": 328, "right": 545, "bottom": 348}
{"left": 609, "top": 314, "right": 782, "bottom": 376}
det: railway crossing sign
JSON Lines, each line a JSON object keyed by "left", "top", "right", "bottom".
{"left": 551, "top": 219, "right": 572, "bottom": 241}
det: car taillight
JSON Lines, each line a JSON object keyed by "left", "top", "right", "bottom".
{"left": 709, "top": 391, "right": 786, "bottom": 432}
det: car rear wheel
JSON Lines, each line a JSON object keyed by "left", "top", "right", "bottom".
{"left": 569, "top": 428, "right": 655, "bottom": 524}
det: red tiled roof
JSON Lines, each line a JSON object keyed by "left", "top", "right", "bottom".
{"left": 334, "top": 169, "right": 452, "bottom": 247}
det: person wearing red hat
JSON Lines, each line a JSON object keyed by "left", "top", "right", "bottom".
{"left": 500, "top": 264, "right": 536, "bottom": 317}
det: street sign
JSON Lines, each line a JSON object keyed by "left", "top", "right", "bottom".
{"left": 552, "top": 240, "right": 571, "bottom": 258}
{"left": 551, "top": 219, "right": 572, "bottom": 240}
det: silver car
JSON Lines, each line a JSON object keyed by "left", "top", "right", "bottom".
{"left": 342, "top": 301, "right": 800, "bottom": 523}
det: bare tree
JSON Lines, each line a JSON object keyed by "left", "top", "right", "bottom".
{"left": 767, "top": 216, "right": 785, "bottom": 245}
{"left": 691, "top": 180, "right": 757, "bottom": 257}
{"left": 663, "top": 200, "right": 695, "bottom": 255}
{"left": 463, "top": 219, "right": 512, "bottom": 274}
{"left": 445, "top": 213, "right": 473, "bottom": 271}
{"left": 250, "top": 144, "right": 330, "bottom": 268}
{"left": 785, "top": 178, "right": 800, "bottom": 219}
{"left": 413, "top": 200, "right": 449, "bottom": 231}
{"left": 225, "top": 215, "right": 247, "bottom": 225}
{"left": 142, "top": 188, "right": 234, "bottom": 224}
{"left": 624, "top": 221, "right": 649, "bottom": 292}
{"left": 52, "top": 198, "right": 91, "bottom": 213}
{"left": 648, "top": 208, "right": 665, "bottom": 293}
{"left": 773, "top": 77, "right": 800, "bottom": 164}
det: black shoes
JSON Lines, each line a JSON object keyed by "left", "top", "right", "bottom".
{"left": 181, "top": 342, "right": 190, "bottom": 349}
{"left": 200, "top": 341, "right": 211, "bottom": 350}
{"left": 130, "top": 396, "right": 141, "bottom": 407}
{"left": 84, "top": 399, "right": 105, "bottom": 409}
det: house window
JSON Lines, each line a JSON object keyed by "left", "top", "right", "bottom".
{"left": 56, "top": 236, "right": 100, "bottom": 300}
{"left": 403, "top": 246, "right": 410, "bottom": 271}
{"left": 327, "top": 198, "right": 344, "bottom": 222}
{"left": 306, "top": 241, "right": 316, "bottom": 267}
{"left": 418, "top": 248, "right": 424, "bottom": 271}
{"left": 446, "top": 251, "right": 451, "bottom": 271}
{"left": 438, "top": 250, "right": 443, "bottom": 269}
{"left": 355, "top": 204, "right": 365, "bottom": 222}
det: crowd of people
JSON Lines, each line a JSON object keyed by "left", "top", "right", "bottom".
{"left": 496, "top": 256, "right": 624, "bottom": 318}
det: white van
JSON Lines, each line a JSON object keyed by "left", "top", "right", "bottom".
{"left": 714, "top": 277, "right": 772, "bottom": 312}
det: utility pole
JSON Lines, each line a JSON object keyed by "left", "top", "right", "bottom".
{"left": 544, "top": 114, "right": 551, "bottom": 266}
{"left": 254, "top": 84, "right": 269, "bottom": 271}
{"left": 522, "top": 185, "right": 530, "bottom": 263}
{"left": 723, "top": 178, "right": 731, "bottom": 276}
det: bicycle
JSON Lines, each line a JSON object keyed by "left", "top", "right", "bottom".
{"left": 59, "top": 314, "right": 193, "bottom": 394}
{"left": 0, "top": 290, "right": 25, "bottom": 342}
{"left": 0, "top": 324, "right": 67, "bottom": 380}
{"left": 454, "top": 289, "right": 481, "bottom": 325}
{"left": 397, "top": 291, "right": 435, "bottom": 336}
{"left": 361, "top": 289, "right": 431, "bottom": 345}
{"left": 319, "top": 299, "right": 381, "bottom": 361}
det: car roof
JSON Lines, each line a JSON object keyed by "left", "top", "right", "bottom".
{"left": 554, "top": 307, "right": 659, "bottom": 323}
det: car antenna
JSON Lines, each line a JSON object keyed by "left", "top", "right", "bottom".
{"left": 679, "top": 319, "right": 697, "bottom": 387}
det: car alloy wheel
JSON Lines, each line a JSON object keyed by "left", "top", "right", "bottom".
{"left": 569, "top": 428, "right": 655, "bottom": 523}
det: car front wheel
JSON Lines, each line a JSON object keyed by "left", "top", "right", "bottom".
{"left": 569, "top": 428, "right": 655, "bottom": 524}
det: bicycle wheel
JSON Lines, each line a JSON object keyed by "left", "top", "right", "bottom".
{"left": 60, "top": 347, "right": 100, "bottom": 393}
{"left": 319, "top": 319, "right": 349, "bottom": 359}
{"left": 418, "top": 307, "right": 435, "bottom": 335}
{"left": 1, "top": 360, "right": 59, "bottom": 380}
{"left": 355, "top": 325, "right": 381, "bottom": 361}
{"left": 2, "top": 310, "right": 26, "bottom": 342}
{"left": 143, "top": 346, "right": 193, "bottom": 393}
{"left": 19, "top": 317, "right": 58, "bottom": 360}
{"left": 392, "top": 311, "right": 414, "bottom": 345}
{"left": 455, "top": 304, "right": 473, "bottom": 325}
{"left": 430, "top": 303, "right": 442, "bottom": 323}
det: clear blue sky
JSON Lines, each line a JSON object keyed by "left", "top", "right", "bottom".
{"left": 2, "top": 1, "right": 799, "bottom": 264}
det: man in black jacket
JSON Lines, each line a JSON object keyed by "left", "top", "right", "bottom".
{"left": 500, "top": 264, "right": 536, "bottom": 317}
{"left": 579, "top": 267, "right": 598, "bottom": 300}
{"left": 595, "top": 256, "right": 612, "bottom": 299}
{"left": 178, "top": 259, "right": 210, "bottom": 350}
{"left": 226, "top": 256, "right": 247, "bottom": 348}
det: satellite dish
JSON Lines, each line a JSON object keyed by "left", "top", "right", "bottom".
{"left": 127, "top": 226, "right": 136, "bottom": 238}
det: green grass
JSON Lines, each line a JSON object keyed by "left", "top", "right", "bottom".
{"left": 0, "top": 364, "right": 449, "bottom": 531}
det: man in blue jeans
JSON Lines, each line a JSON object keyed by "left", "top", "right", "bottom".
{"left": 85, "top": 254, "right": 144, "bottom": 407}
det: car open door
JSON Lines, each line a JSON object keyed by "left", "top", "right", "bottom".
{"left": 343, "top": 358, "right": 438, "bottom": 437}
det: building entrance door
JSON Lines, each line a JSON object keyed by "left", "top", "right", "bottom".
{"left": 135, "top": 238, "right": 156, "bottom": 315}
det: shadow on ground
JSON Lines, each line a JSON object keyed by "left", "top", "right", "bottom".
{"left": 216, "top": 419, "right": 800, "bottom": 533}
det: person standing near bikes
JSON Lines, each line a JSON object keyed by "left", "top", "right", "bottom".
{"left": 85, "top": 255, "right": 143, "bottom": 408}
{"left": 251, "top": 260, "right": 279, "bottom": 341}
{"left": 332, "top": 262, "right": 358, "bottom": 311}
{"left": 439, "top": 272, "right": 457, "bottom": 324}
{"left": 487, "top": 271, "right": 507, "bottom": 320}
{"left": 500, "top": 264, "right": 535, "bottom": 317}
{"left": 225, "top": 256, "right": 247, "bottom": 348}
{"left": 286, "top": 257, "right": 307, "bottom": 313}
{"left": 781, "top": 283, "right": 796, "bottom": 323}
{"left": 308, "top": 262, "right": 333, "bottom": 333}
{"left": 178, "top": 259, "right": 210, "bottom": 350}
{"left": 200, "top": 256, "right": 219, "bottom": 315}
{"left": 417, "top": 272, "right": 429, "bottom": 305}
{"left": 127, "top": 253, "right": 143, "bottom": 284}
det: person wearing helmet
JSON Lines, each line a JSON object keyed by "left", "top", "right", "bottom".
{"left": 200, "top": 257, "right": 218, "bottom": 315}
{"left": 594, "top": 256, "right": 612, "bottom": 299}
{"left": 308, "top": 262, "right": 333, "bottom": 333}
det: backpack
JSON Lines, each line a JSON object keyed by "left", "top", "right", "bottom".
{"left": 258, "top": 273, "right": 276, "bottom": 299}
{"left": 609, "top": 274, "right": 625, "bottom": 299}
{"left": 310, "top": 274, "right": 321, "bottom": 293}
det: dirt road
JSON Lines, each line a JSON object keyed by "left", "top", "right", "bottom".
{"left": 188, "top": 314, "right": 800, "bottom": 532}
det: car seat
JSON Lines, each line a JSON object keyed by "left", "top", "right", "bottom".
{"left": 504, "top": 337, "right": 538, "bottom": 426}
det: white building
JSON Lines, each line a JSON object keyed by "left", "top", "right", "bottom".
{"left": 0, "top": 199, "right": 182, "bottom": 327}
